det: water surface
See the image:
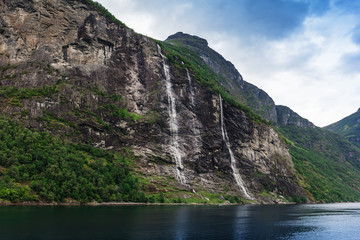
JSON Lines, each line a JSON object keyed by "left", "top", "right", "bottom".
{"left": 1, "top": 203, "right": 359, "bottom": 239}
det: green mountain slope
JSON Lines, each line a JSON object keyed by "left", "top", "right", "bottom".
{"left": 165, "top": 32, "right": 278, "bottom": 123}
{"left": 324, "top": 109, "right": 360, "bottom": 148}
{"left": 278, "top": 109, "right": 360, "bottom": 202}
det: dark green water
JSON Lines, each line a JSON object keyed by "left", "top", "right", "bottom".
{"left": 1, "top": 203, "right": 360, "bottom": 239}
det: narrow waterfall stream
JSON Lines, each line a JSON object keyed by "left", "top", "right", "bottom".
{"left": 186, "top": 68, "right": 195, "bottom": 106}
{"left": 158, "top": 45, "right": 186, "bottom": 184}
{"left": 219, "top": 95, "right": 252, "bottom": 199}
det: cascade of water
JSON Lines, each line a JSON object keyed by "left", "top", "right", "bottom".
{"left": 186, "top": 68, "right": 195, "bottom": 106}
{"left": 158, "top": 45, "right": 186, "bottom": 184}
{"left": 185, "top": 67, "right": 202, "bottom": 160}
{"left": 219, "top": 95, "right": 252, "bottom": 199}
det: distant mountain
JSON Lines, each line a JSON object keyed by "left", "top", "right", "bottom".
{"left": 277, "top": 124, "right": 360, "bottom": 202}
{"left": 324, "top": 109, "right": 360, "bottom": 148}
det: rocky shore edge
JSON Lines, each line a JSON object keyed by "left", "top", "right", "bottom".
{"left": 0, "top": 201, "right": 297, "bottom": 206}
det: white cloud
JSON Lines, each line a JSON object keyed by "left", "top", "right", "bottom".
{"left": 96, "top": 0, "right": 360, "bottom": 127}
{"left": 208, "top": 5, "right": 360, "bottom": 126}
{"left": 261, "top": 8, "right": 360, "bottom": 126}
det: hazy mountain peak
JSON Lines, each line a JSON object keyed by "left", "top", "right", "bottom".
{"left": 166, "top": 32, "right": 209, "bottom": 48}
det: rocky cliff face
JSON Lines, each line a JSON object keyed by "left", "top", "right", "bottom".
{"left": 165, "top": 32, "right": 320, "bottom": 130}
{"left": 0, "top": 0, "right": 304, "bottom": 202}
{"left": 166, "top": 32, "right": 278, "bottom": 123}
{"left": 276, "top": 105, "right": 315, "bottom": 128}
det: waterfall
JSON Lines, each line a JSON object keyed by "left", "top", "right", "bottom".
{"left": 219, "top": 95, "right": 252, "bottom": 199}
{"left": 185, "top": 67, "right": 203, "bottom": 160}
{"left": 158, "top": 45, "right": 186, "bottom": 184}
{"left": 186, "top": 68, "right": 195, "bottom": 106}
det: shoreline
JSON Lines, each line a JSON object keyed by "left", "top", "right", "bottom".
{"left": 1, "top": 201, "right": 356, "bottom": 207}
{"left": 0, "top": 201, "right": 245, "bottom": 207}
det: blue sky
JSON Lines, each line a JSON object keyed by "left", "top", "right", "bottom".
{"left": 96, "top": 0, "right": 360, "bottom": 127}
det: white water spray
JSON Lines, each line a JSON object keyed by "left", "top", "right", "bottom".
{"left": 185, "top": 67, "right": 202, "bottom": 160}
{"left": 158, "top": 45, "right": 186, "bottom": 184}
{"left": 186, "top": 68, "right": 195, "bottom": 106}
{"left": 219, "top": 95, "right": 251, "bottom": 199}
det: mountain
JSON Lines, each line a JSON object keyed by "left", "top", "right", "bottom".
{"left": 0, "top": 0, "right": 305, "bottom": 204}
{"left": 165, "top": 32, "right": 278, "bottom": 123}
{"left": 276, "top": 105, "right": 315, "bottom": 128}
{"left": 324, "top": 109, "right": 360, "bottom": 148}
{"left": 1, "top": 0, "right": 360, "bottom": 204}
{"left": 165, "top": 32, "right": 318, "bottom": 130}
{"left": 277, "top": 124, "right": 360, "bottom": 202}
{"left": 165, "top": 32, "right": 360, "bottom": 202}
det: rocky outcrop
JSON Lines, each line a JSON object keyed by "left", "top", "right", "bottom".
{"left": 0, "top": 0, "right": 304, "bottom": 202}
{"left": 276, "top": 105, "right": 315, "bottom": 128}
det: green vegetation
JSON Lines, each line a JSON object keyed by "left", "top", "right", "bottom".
{"left": 279, "top": 126, "right": 360, "bottom": 202}
{"left": 324, "top": 110, "right": 360, "bottom": 148}
{"left": 37, "top": 111, "right": 78, "bottom": 129}
{"left": 137, "top": 174, "right": 251, "bottom": 205}
{"left": 0, "top": 85, "right": 58, "bottom": 99}
{"left": 157, "top": 41, "right": 268, "bottom": 125}
{"left": 144, "top": 191, "right": 247, "bottom": 205}
{"left": 291, "top": 194, "right": 307, "bottom": 204}
{"left": 0, "top": 63, "right": 17, "bottom": 72}
{"left": 143, "top": 110, "right": 161, "bottom": 123}
{"left": 0, "top": 73, "right": 65, "bottom": 108}
{"left": 0, "top": 116, "right": 145, "bottom": 203}
{"left": 100, "top": 104, "right": 141, "bottom": 122}
{"left": 91, "top": 86, "right": 123, "bottom": 101}
{"left": 83, "top": 0, "right": 128, "bottom": 28}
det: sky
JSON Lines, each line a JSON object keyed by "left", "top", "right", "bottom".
{"left": 96, "top": 0, "right": 360, "bottom": 127}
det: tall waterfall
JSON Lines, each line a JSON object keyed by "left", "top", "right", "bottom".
{"left": 158, "top": 45, "right": 186, "bottom": 184}
{"left": 219, "top": 95, "right": 251, "bottom": 199}
{"left": 186, "top": 68, "right": 195, "bottom": 106}
{"left": 185, "top": 67, "right": 203, "bottom": 159}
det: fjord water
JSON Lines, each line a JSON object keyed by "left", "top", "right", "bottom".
{"left": 1, "top": 203, "right": 360, "bottom": 239}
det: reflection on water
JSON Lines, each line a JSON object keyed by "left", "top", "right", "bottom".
{"left": 1, "top": 203, "right": 360, "bottom": 239}
{"left": 175, "top": 206, "right": 189, "bottom": 239}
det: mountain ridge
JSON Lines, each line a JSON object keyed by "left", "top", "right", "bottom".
{"left": 324, "top": 108, "right": 360, "bottom": 148}
{"left": 165, "top": 32, "right": 317, "bottom": 130}
{"left": 0, "top": 0, "right": 305, "bottom": 204}
{"left": 0, "top": 0, "right": 360, "bottom": 204}
{"left": 164, "top": 31, "right": 360, "bottom": 202}
{"left": 165, "top": 32, "right": 278, "bottom": 123}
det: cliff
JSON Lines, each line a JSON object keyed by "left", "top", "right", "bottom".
{"left": 166, "top": 32, "right": 278, "bottom": 123}
{"left": 0, "top": 0, "right": 304, "bottom": 203}
{"left": 276, "top": 105, "right": 315, "bottom": 128}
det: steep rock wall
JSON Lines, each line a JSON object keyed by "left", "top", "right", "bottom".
{"left": 0, "top": 0, "right": 304, "bottom": 201}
